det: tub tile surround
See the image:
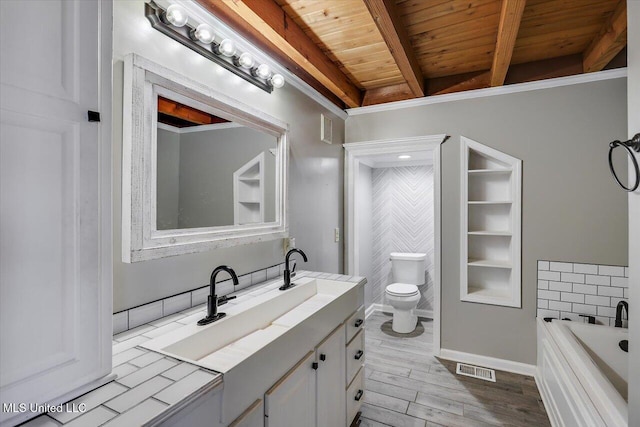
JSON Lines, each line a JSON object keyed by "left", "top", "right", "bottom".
{"left": 23, "top": 271, "right": 365, "bottom": 427}
{"left": 371, "top": 166, "right": 435, "bottom": 312}
{"left": 537, "top": 260, "right": 629, "bottom": 326}
{"left": 113, "top": 263, "right": 286, "bottom": 334}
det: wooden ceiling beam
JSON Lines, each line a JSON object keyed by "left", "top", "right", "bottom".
{"left": 432, "top": 72, "right": 491, "bottom": 95}
{"left": 489, "top": 0, "right": 527, "bottom": 87}
{"left": 426, "top": 53, "right": 591, "bottom": 96}
{"left": 197, "top": 0, "right": 362, "bottom": 108}
{"left": 158, "top": 97, "right": 224, "bottom": 125}
{"left": 583, "top": 0, "right": 627, "bottom": 73}
{"left": 362, "top": 0, "right": 425, "bottom": 97}
{"left": 362, "top": 83, "right": 414, "bottom": 106}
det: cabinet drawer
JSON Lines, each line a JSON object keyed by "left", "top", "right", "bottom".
{"left": 345, "top": 306, "right": 365, "bottom": 345}
{"left": 346, "top": 367, "right": 364, "bottom": 427}
{"left": 346, "top": 330, "right": 364, "bottom": 386}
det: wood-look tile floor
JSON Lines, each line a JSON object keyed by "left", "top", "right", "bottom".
{"left": 361, "top": 313, "right": 551, "bottom": 427}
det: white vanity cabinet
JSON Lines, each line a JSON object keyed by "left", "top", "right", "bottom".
{"left": 265, "top": 324, "right": 347, "bottom": 427}
{"left": 265, "top": 352, "right": 317, "bottom": 427}
{"left": 316, "top": 325, "right": 347, "bottom": 427}
{"left": 229, "top": 399, "right": 264, "bottom": 427}
{"left": 345, "top": 307, "right": 366, "bottom": 426}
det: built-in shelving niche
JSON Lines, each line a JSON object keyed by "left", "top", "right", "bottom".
{"left": 461, "top": 137, "right": 522, "bottom": 307}
{"left": 234, "top": 152, "right": 265, "bottom": 225}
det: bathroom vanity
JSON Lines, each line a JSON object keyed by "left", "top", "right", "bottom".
{"left": 138, "top": 272, "right": 366, "bottom": 427}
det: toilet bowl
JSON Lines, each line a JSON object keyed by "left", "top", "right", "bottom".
{"left": 385, "top": 252, "right": 426, "bottom": 333}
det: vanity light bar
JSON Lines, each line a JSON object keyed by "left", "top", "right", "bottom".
{"left": 145, "top": 1, "right": 284, "bottom": 93}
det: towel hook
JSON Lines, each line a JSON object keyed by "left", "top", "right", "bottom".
{"left": 608, "top": 133, "right": 640, "bottom": 192}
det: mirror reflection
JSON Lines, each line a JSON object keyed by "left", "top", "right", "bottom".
{"left": 156, "top": 96, "right": 277, "bottom": 230}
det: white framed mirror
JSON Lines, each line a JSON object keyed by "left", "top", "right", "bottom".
{"left": 122, "top": 54, "right": 288, "bottom": 262}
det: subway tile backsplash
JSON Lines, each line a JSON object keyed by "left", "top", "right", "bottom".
{"left": 537, "top": 260, "right": 629, "bottom": 326}
{"left": 113, "top": 263, "right": 285, "bottom": 334}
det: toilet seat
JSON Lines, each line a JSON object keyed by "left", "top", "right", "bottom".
{"left": 385, "top": 283, "right": 419, "bottom": 297}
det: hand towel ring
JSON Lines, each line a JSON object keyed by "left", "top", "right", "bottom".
{"left": 608, "top": 133, "right": 640, "bottom": 192}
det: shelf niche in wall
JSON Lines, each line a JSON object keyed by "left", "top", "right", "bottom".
{"left": 461, "top": 137, "right": 522, "bottom": 308}
{"left": 234, "top": 152, "right": 265, "bottom": 225}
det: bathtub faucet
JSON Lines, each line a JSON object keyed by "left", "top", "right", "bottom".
{"left": 614, "top": 300, "right": 628, "bottom": 328}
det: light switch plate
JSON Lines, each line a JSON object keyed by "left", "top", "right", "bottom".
{"left": 334, "top": 228, "right": 340, "bottom": 242}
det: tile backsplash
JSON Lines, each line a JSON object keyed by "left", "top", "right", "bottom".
{"left": 113, "top": 263, "right": 285, "bottom": 334}
{"left": 537, "top": 260, "right": 629, "bottom": 326}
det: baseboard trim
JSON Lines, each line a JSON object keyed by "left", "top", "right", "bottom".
{"left": 365, "top": 304, "right": 433, "bottom": 320}
{"left": 439, "top": 348, "right": 536, "bottom": 377}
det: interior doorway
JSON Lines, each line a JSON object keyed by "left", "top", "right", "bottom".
{"left": 344, "top": 135, "right": 446, "bottom": 355}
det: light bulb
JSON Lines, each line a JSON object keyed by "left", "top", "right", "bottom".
{"left": 255, "top": 64, "right": 271, "bottom": 79}
{"left": 194, "top": 23, "right": 215, "bottom": 44}
{"left": 270, "top": 73, "right": 285, "bottom": 88}
{"left": 165, "top": 4, "right": 188, "bottom": 27}
{"left": 237, "top": 52, "right": 255, "bottom": 69}
{"left": 218, "top": 39, "right": 236, "bottom": 57}
{"left": 398, "top": 155, "right": 411, "bottom": 159}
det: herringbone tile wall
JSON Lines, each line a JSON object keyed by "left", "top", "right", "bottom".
{"left": 371, "top": 166, "right": 434, "bottom": 311}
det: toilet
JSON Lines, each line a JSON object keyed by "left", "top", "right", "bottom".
{"left": 385, "top": 252, "right": 426, "bottom": 333}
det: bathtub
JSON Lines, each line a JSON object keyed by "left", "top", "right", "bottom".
{"left": 536, "top": 318, "right": 628, "bottom": 427}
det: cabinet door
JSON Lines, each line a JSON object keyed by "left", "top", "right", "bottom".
{"left": 316, "top": 325, "right": 346, "bottom": 427}
{"left": 265, "top": 352, "right": 316, "bottom": 427}
{"left": 0, "top": 1, "right": 112, "bottom": 425}
{"left": 230, "top": 399, "right": 264, "bottom": 427}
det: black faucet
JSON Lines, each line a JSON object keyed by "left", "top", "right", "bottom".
{"left": 198, "top": 265, "right": 238, "bottom": 326}
{"left": 280, "top": 248, "right": 308, "bottom": 291}
{"left": 614, "top": 300, "right": 628, "bottom": 328}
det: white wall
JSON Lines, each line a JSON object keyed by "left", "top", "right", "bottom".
{"left": 112, "top": 1, "right": 345, "bottom": 311}
{"left": 627, "top": 2, "right": 639, "bottom": 423}
{"left": 346, "top": 77, "right": 628, "bottom": 364}
{"left": 357, "top": 164, "right": 373, "bottom": 306}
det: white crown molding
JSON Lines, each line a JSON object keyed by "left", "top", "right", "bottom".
{"left": 439, "top": 348, "right": 536, "bottom": 377}
{"left": 346, "top": 68, "right": 628, "bottom": 116}
{"left": 160, "top": 0, "right": 348, "bottom": 120}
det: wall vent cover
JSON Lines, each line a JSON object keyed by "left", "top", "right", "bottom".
{"left": 321, "top": 114, "right": 333, "bottom": 144}
{"left": 456, "top": 363, "right": 496, "bottom": 382}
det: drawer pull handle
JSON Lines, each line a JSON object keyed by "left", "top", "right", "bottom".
{"left": 312, "top": 362, "right": 318, "bottom": 370}
{"left": 354, "top": 319, "right": 363, "bottom": 327}
{"left": 354, "top": 390, "right": 363, "bottom": 401}
{"left": 354, "top": 350, "right": 364, "bottom": 360}
{"left": 320, "top": 353, "right": 326, "bottom": 361}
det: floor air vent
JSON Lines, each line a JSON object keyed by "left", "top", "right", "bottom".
{"left": 456, "top": 363, "right": 496, "bottom": 382}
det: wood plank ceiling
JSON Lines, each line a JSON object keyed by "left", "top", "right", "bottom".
{"left": 196, "top": 0, "right": 627, "bottom": 108}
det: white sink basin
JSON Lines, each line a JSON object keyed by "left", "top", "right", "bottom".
{"left": 141, "top": 276, "right": 358, "bottom": 373}
{"left": 143, "top": 274, "right": 364, "bottom": 425}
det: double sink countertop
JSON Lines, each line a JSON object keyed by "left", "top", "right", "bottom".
{"left": 22, "top": 271, "right": 365, "bottom": 427}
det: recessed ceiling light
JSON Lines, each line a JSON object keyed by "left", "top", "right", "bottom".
{"left": 398, "top": 155, "right": 411, "bottom": 159}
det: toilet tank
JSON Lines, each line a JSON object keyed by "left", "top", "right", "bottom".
{"left": 390, "top": 252, "right": 426, "bottom": 285}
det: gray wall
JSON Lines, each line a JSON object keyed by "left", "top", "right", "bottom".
{"left": 177, "top": 127, "right": 276, "bottom": 227}
{"left": 346, "top": 77, "right": 628, "bottom": 364}
{"left": 113, "top": 1, "right": 344, "bottom": 312}
{"left": 156, "top": 128, "right": 180, "bottom": 230}
{"left": 627, "top": 2, "right": 639, "bottom": 423}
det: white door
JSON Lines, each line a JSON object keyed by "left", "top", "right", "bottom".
{"left": 316, "top": 325, "right": 346, "bottom": 427}
{"left": 0, "top": 1, "right": 112, "bottom": 425}
{"left": 265, "top": 351, "right": 316, "bottom": 427}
